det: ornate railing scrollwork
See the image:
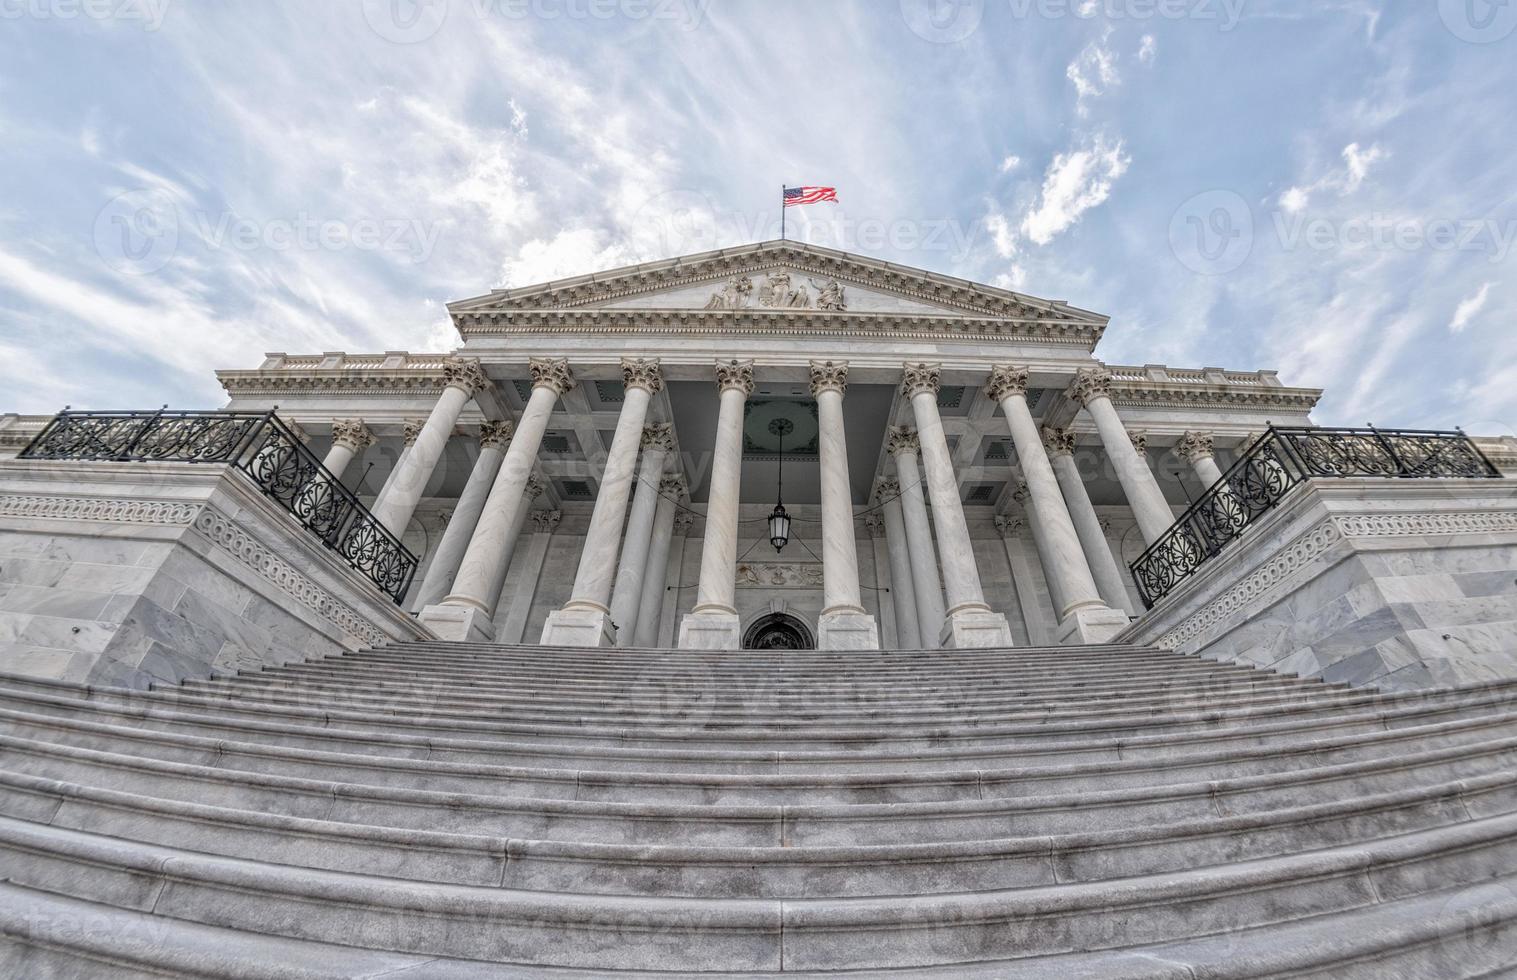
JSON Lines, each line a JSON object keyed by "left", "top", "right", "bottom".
{"left": 19, "top": 410, "right": 417, "bottom": 603}
{"left": 1130, "top": 426, "right": 1500, "bottom": 609}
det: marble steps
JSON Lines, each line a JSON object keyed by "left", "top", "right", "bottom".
{"left": 3, "top": 669, "right": 1514, "bottom": 762}
{"left": 4, "top": 808, "right": 1517, "bottom": 972}
{"left": 354, "top": 639, "right": 1166, "bottom": 663}
{"left": 4, "top": 754, "right": 1513, "bottom": 899}
{"left": 170, "top": 672, "right": 1353, "bottom": 729}
{"left": 6, "top": 692, "right": 1517, "bottom": 815}
{"left": 5, "top": 874, "right": 1516, "bottom": 980}
{"left": 5, "top": 670, "right": 1517, "bottom": 772}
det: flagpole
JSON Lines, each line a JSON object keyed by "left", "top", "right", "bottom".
{"left": 780, "top": 185, "right": 785, "bottom": 241}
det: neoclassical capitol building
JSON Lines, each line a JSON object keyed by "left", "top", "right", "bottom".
{"left": 3, "top": 241, "right": 1517, "bottom": 975}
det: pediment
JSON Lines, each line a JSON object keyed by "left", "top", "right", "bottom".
{"left": 449, "top": 241, "right": 1108, "bottom": 327}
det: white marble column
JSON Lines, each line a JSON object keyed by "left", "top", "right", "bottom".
{"left": 987, "top": 366, "right": 1125, "bottom": 644}
{"left": 875, "top": 480, "right": 921, "bottom": 649}
{"left": 542, "top": 358, "right": 663, "bottom": 647}
{"left": 488, "top": 474, "right": 545, "bottom": 618}
{"left": 887, "top": 427, "right": 947, "bottom": 645}
{"left": 660, "top": 512, "right": 696, "bottom": 648}
{"left": 498, "top": 509, "right": 561, "bottom": 644}
{"left": 411, "top": 420, "right": 513, "bottom": 611}
{"left": 810, "top": 360, "right": 879, "bottom": 651}
{"left": 865, "top": 514, "right": 898, "bottom": 649}
{"left": 680, "top": 360, "right": 753, "bottom": 650}
{"left": 634, "top": 475, "right": 685, "bottom": 648}
{"left": 1012, "top": 482, "right": 1066, "bottom": 620}
{"left": 322, "top": 419, "right": 374, "bottom": 482}
{"left": 422, "top": 357, "right": 574, "bottom": 642}
{"left": 1176, "top": 430, "right": 1227, "bottom": 487}
{"left": 995, "top": 514, "right": 1054, "bottom": 645}
{"left": 376, "top": 419, "right": 424, "bottom": 501}
{"left": 902, "top": 363, "right": 1013, "bottom": 647}
{"left": 1071, "top": 367, "right": 1175, "bottom": 545}
{"left": 609, "top": 424, "right": 676, "bottom": 645}
{"left": 373, "top": 357, "right": 489, "bottom": 535}
{"left": 1042, "top": 427, "right": 1135, "bottom": 615}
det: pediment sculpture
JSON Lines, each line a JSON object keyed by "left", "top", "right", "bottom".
{"left": 703, "top": 273, "right": 846, "bottom": 312}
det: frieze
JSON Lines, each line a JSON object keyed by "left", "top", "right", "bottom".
{"left": 0, "top": 493, "right": 201, "bottom": 526}
{"left": 735, "top": 562, "right": 825, "bottom": 588}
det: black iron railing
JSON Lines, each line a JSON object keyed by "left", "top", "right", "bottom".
{"left": 1129, "top": 426, "right": 1500, "bottom": 609}
{"left": 19, "top": 410, "right": 417, "bottom": 603}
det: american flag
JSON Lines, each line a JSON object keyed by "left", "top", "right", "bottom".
{"left": 784, "top": 186, "right": 838, "bottom": 207}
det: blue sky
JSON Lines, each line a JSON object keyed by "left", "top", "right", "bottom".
{"left": 0, "top": 0, "right": 1513, "bottom": 434}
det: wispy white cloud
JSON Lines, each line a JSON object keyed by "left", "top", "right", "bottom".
{"left": 1066, "top": 39, "right": 1120, "bottom": 117}
{"left": 1137, "top": 35, "right": 1156, "bottom": 66}
{"left": 1449, "top": 282, "right": 1493, "bottom": 334}
{"left": 1019, "top": 134, "right": 1130, "bottom": 246}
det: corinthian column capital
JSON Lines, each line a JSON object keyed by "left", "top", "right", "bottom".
{"left": 985, "top": 365, "right": 1030, "bottom": 403}
{"left": 524, "top": 474, "right": 546, "bottom": 500}
{"left": 441, "top": 356, "right": 489, "bottom": 396}
{"left": 886, "top": 426, "right": 920, "bottom": 457}
{"left": 715, "top": 358, "right": 755, "bottom": 396}
{"left": 641, "top": 422, "right": 676, "bottom": 453}
{"left": 531, "top": 509, "right": 562, "bottom": 533}
{"left": 528, "top": 357, "right": 576, "bottom": 396}
{"left": 330, "top": 419, "right": 375, "bottom": 452}
{"left": 993, "top": 513, "right": 1024, "bottom": 537}
{"left": 621, "top": 357, "right": 664, "bottom": 395}
{"left": 659, "top": 474, "right": 688, "bottom": 498}
{"left": 478, "top": 420, "right": 515, "bottom": 450}
{"left": 1176, "top": 430, "right": 1216, "bottom": 463}
{"left": 1042, "top": 426, "right": 1075, "bottom": 458}
{"left": 1129, "top": 430, "right": 1149, "bottom": 454}
{"left": 401, "top": 419, "right": 426, "bottom": 446}
{"left": 875, "top": 478, "right": 902, "bottom": 501}
{"left": 1069, "top": 367, "right": 1113, "bottom": 407}
{"left": 809, "top": 359, "right": 849, "bottom": 397}
{"left": 901, "top": 362, "right": 942, "bottom": 399}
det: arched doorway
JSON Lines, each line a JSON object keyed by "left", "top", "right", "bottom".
{"left": 742, "top": 613, "right": 814, "bottom": 650}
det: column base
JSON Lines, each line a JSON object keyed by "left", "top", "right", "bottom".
{"left": 677, "top": 611, "right": 742, "bottom": 650}
{"left": 417, "top": 603, "right": 496, "bottom": 643}
{"left": 540, "top": 606, "right": 618, "bottom": 647}
{"left": 1053, "top": 605, "right": 1132, "bottom": 646}
{"left": 940, "top": 610, "right": 1015, "bottom": 649}
{"left": 817, "top": 611, "right": 880, "bottom": 651}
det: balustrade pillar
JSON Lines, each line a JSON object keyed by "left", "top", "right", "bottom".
{"left": 680, "top": 360, "right": 753, "bottom": 650}
{"left": 876, "top": 479, "right": 922, "bottom": 649}
{"left": 542, "top": 358, "right": 663, "bottom": 647}
{"left": 1071, "top": 367, "right": 1176, "bottom": 545}
{"left": 373, "top": 357, "right": 489, "bottom": 535}
{"left": 810, "top": 360, "right": 878, "bottom": 650}
{"left": 609, "top": 424, "right": 676, "bottom": 645}
{"left": 888, "top": 427, "right": 947, "bottom": 645}
{"left": 421, "top": 357, "right": 574, "bottom": 642}
{"left": 987, "top": 366, "right": 1125, "bottom": 644}
{"left": 411, "top": 420, "right": 513, "bottom": 611}
{"left": 634, "top": 476, "right": 686, "bottom": 648}
{"left": 902, "top": 363, "right": 1012, "bottom": 647}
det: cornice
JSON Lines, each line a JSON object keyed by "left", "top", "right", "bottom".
{"left": 452, "top": 308, "right": 1102, "bottom": 347}
{"left": 218, "top": 370, "right": 449, "bottom": 397}
{"left": 1107, "top": 382, "right": 1321, "bottom": 412}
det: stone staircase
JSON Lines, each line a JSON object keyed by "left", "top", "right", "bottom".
{"left": 2, "top": 641, "right": 1517, "bottom": 976}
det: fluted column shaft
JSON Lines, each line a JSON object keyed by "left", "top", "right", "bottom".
{"left": 563, "top": 372, "right": 658, "bottom": 617}
{"left": 692, "top": 362, "right": 752, "bottom": 616}
{"left": 375, "top": 420, "right": 422, "bottom": 501}
{"left": 373, "top": 358, "right": 487, "bottom": 535}
{"left": 1013, "top": 484, "right": 1067, "bottom": 618}
{"left": 890, "top": 437, "right": 947, "bottom": 643}
{"left": 633, "top": 482, "right": 682, "bottom": 648}
{"left": 812, "top": 364, "right": 865, "bottom": 616}
{"left": 987, "top": 368, "right": 1105, "bottom": 618}
{"left": 489, "top": 477, "right": 545, "bottom": 617}
{"left": 905, "top": 379, "right": 991, "bottom": 618}
{"left": 1178, "top": 431, "right": 1227, "bottom": 488}
{"left": 411, "top": 422, "right": 512, "bottom": 611}
{"left": 321, "top": 420, "right": 373, "bottom": 482}
{"left": 1073, "top": 369, "right": 1174, "bottom": 544}
{"left": 1046, "top": 437, "right": 1133, "bottom": 612}
{"left": 443, "top": 358, "right": 572, "bottom": 615}
{"left": 609, "top": 430, "right": 674, "bottom": 642}
{"left": 878, "top": 484, "right": 922, "bottom": 649}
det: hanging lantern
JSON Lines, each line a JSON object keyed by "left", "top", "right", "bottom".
{"left": 768, "top": 416, "right": 793, "bottom": 553}
{"left": 768, "top": 501, "right": 791, "bottom": 552}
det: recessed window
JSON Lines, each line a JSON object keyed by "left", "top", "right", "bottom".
{"left": 561, "top": 480, "right": 593, "bottom": 500}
